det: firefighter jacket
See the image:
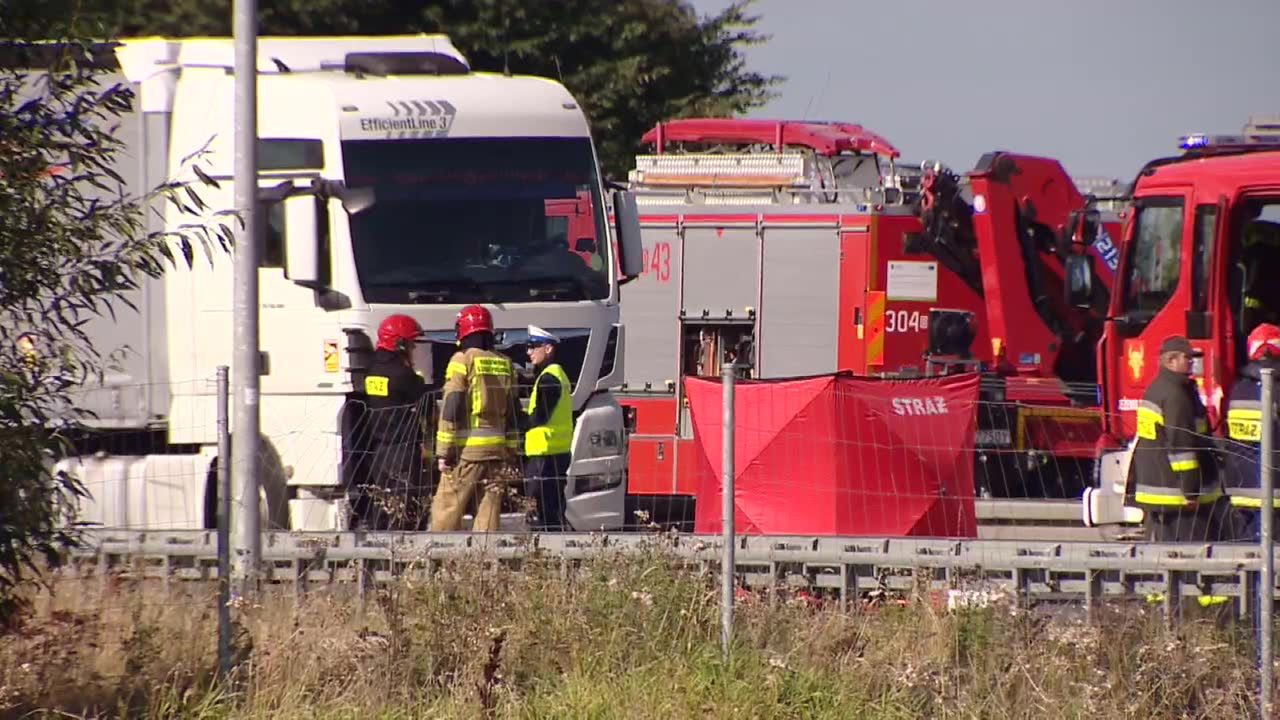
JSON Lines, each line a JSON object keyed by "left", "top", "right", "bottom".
{"left": 362, "top": 349, "right": 430, "bottom": 447}
{"left": 1224, "top": 359, "right": 1280, "bottom": 508}
{"left": 434, "top": 347, "right": 522, "bottom": 462}
{"left": 1131, "top": 367, "right": 1222, "bottom": 508}
{"left": 524, "top": 362, "right": 573, "bottom": 457}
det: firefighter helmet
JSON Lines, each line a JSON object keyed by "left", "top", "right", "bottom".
{"left": 1248, "top": 323, "right": 1280, "bottom": 361}
{"left": 455, "top": 304, "right": 494, "bottom": 341}
{"left": 376, "top": 314, "right": 424, "bottom": 352}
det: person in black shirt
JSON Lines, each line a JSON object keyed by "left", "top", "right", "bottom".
{"left": 354, "top": 313, "right": 430, "bottom": 530}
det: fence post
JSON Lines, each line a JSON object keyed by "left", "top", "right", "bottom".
{"left": 721, "top": 363, "right": 736, "bottom": 661}
{"left": 1261, "top": 366, "right": 1274, "bottom": 719}
{"left": 216, "top": 366, "right": 232, "bottom": 680}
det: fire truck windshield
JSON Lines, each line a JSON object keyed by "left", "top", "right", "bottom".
{"left": 341, "top": 137, "right": 611, "bottom": 304}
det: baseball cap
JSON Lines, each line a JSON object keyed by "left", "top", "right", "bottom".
{"left": 1159, "top": 335, "right": 1201, "bottom": 357}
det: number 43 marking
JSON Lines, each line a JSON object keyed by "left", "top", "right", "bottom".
{"left": 640, "top": 241, "right": 672, "bottom": 283}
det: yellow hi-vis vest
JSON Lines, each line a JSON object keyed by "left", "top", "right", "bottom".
{"left": 525, "top": 363, "right": 573, "bottom": 456}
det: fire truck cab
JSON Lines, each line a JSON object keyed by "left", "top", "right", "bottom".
{"left": 1083, "top": 132, "right": 1280, "bottom": 528}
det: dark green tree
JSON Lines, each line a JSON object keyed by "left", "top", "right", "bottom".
{"left": 0, "top": 10, "right": 232, "bottom": 627}
{"left": 94, "top": 0, "right": 782, "bottom": 179}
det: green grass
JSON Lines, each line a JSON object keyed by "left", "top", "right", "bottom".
{"left": 0, "top": 539, "right": 1265, "bottom": 719}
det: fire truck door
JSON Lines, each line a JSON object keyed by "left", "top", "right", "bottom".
{"left": 837, "top": 226, "right": 875, "bottom": 373}
{"left": 1111, "top": 193, "right": 1196, "bottom": 434}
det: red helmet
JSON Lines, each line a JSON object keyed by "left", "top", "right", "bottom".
{"left": 376, "top": 314, "right": 423, "bottom": 352}
{"left": 455, "top": 304, "right": 494, "bottom": 341}
{"left": 1248, "top": 323, "right": 1280, "bottom": 361}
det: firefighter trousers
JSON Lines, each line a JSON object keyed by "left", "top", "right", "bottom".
{"left": 429, "top": 459, "right": 510, "bottom": 532}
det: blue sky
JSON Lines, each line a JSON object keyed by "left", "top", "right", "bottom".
{"left": 687, "top": 0, "right": 1280, "bottom": 180}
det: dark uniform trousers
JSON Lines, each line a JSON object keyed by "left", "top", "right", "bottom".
{"left": 524, "top": 453, "right": 570, "bottom": 531}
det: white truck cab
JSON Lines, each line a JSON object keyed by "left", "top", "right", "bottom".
{"left": 47, "top": 35, "right": 645, "bottom": 532}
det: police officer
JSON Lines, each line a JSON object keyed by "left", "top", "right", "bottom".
{"left": 1130, "top": 335, "right": 1227, "bottom": 541}
{"left": 429, "top": 305, "right": 523, "bottom": 532}
{"left": 521, "top": 325, "right": 574, "bottom": 531}
{"left": 355, "top": 313, "right": 430, "bottom": 530}
{"left": 1224, "top": 323, "right": 1280, "bottom": 541}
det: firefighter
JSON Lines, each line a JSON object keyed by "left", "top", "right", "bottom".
{"left": 521, "top": 325, "right": 573, "bottom": 531}
{"left": 1130, "top": 335, "right": 1228, "bottom": 542}
{"left": 429, "top": 304, "right": 523, "bottom": 532}
{"left": 1240, "top": 211, "right": 1280, "bottom": 330}
{"left": 355, "top": 313, "right": 430, "bottom": 530}
{"left": 1223, "top": 323, "right": 1280, "bottom": 541}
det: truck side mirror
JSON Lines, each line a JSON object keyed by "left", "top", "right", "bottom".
{"left": 1064, "top": 209, "right": 1101, "bottom": 253}
{"left": 612, "top": 189, "right": 644, "bottom": 284}
{"left": 1078, "top": 210, "right": 1100, "bottom": 246}
{"left": 284, "top": 194, "right": 327, "bottom": 289}
{"left": 1064, "top": 253, "right": 1093, "bottom": 308}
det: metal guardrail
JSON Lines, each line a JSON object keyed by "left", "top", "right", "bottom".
{"left": 973, "top": 499, "right": 1141, "bottom": 542}
{"left": 67, "top": 528, "right": 1276, "bottom": 617}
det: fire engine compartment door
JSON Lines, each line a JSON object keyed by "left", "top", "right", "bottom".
{"left": 617, "top": 219, "right": 682, "bottom": 391}
{"left": 759, "top": 224, "right": 840, "bottom": 377}
{"left": 680, "top": 223, "right": 760, "bottom": 319}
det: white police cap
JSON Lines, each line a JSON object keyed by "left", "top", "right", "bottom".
{"left": 527, "top": 325, "right": 560, "bottom": 345}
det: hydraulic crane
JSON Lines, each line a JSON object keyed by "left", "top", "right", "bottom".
{"left": 916, "top": 152, "right": 1118, "bottom": 389}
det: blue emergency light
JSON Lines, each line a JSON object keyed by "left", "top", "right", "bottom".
{"left": 1178, "top": 133, "right": 1280, "bottom": 151}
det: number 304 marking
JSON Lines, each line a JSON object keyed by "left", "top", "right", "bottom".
{"left": 884, "top": 310, "right": 928, "bottom": 333}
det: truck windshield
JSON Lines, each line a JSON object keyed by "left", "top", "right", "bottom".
{"left": 1119, "top": 198, "right": 1184, "bottom": 323}
{"left": 341, "top": 137, "right": 610, "bottom": 304}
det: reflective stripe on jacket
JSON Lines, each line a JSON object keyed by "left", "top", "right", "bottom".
{"left": 434, "top": 347, "right": 522, "bottom": 461}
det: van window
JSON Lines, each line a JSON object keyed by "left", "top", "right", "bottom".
{"left": 1121, "top": 198, "right": 1184, "bottom": 319}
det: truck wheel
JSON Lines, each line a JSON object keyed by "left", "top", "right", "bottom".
{"left": 203, "top": 455, "right": 289, "bottom": 530}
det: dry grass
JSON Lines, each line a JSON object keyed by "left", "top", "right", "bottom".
{"left": 0, "top": 539, "right": 1267, "bottom": 719}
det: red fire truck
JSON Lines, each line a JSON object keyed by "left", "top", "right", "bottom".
{"left": 1083, "top": 131, "right": 1280, "bottom": 528}
{"left": 615, "top": 118, "right": 1124, "bottom": 529}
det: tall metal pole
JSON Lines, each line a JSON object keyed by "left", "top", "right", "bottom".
{"left": 1261, "top": 367, "right": 1275, "bottom": 719}
{"left": 721, "top": 363, "right": 736, "bottom": 660}
{"left": 231, "top": 0, "right": 262, "bottom": 590}
{"left": 215, "top": 367, "right": 232, "bottom": 679}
